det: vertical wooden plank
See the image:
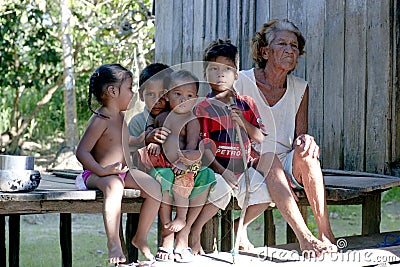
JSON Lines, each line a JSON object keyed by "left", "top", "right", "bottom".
{"left": 269, "top": 0, "right": 288, "bottom": 20}
{"left": 155, "top": 0, "right": 173, "bottom": 65}
{"left": 182, "top": 0, "right": 194, "bottom": 67}
{"left": 9, "top": 215, "right": 20, "bottom": 267}
{"left": 220, "top": 210, "right": 232, "bottom": 252}
{"left": 60, "top": 213, "right": 72, "bottom": 267}
{"left": 343, "top": 0, "right": 367, "bottom": 171}
{"left": 322, "top": 0, "right": 344, "bottom": 169}
{"left": 217, "top": 0, "right": 229, "bottom": 39}
{"left": 126, "top": 213, "right": 139, "bottom": 262}
{"left": 240, "top": 0, "right": 255, "bottom": 69}
{"left": 229, "top": 0, "right": 241, "bottom": 48}
{"left": 362, "top": 193, "right": 381, "bottom": 234}
{"left": 255, "top": 0, "right": 270, "bottom": 31}
{"left": 0, "top": 215, "right": 5, "bottom": 267}
{"left": 305, "top": 0, "right": 325, "bottom": 156}
{"left": 392, "top": 0, "right": 400, "bottom": 166}
{"left": 203, "top": 0, "right": 216, "bottom": 50}
{"left": 171, "top": 0, "right": 183, "bottom": 66}
{"left": 263, "top": 209, "right": 276, "bottom": 246}
{"left": 287, "top": 0, "right": 307, "bottom": 78}
{"left": 365, "top": 0, "right": 391, "bottom": 173}
{"left": 192, "top": 0, "right": 206, "bottom": 96}
{"left": 200, "top": 215, "right": 219, "bottom": 252}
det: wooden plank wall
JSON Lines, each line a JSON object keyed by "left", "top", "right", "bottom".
{"left": 154, "top": 0, "right": 398, "bottom": 174}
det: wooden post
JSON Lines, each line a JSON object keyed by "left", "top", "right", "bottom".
{"left": 220, "top": 210, "right": 232, "bottom": 252}
{"left": 200, "top": 215, "right": 219, "bottom": 253}
{"left": 362, "top": 193, "right": 381, "bottom": 235}
{"left": 126, "top": 213, "right": 139, "bottom": 263}
{"left": 0, "top": 215, "right": 5, "bottom": 267}
{"left": 264, "top": 209, "right": 276, "bottom": 246}
{"left": 60, "top": 213, "right": 72, "bottom": 267}
{"left": 9, "top": 215, "right": 20, "bottom": 267}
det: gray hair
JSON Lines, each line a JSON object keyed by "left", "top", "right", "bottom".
{"left": 251, "top": 19, "right": 305, "bottom": 68}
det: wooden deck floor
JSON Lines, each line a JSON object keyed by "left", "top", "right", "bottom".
{"left": 122, "top": 231, "right": 400, "bottom": 266}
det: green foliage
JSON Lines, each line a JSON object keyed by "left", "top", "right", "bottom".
{"left": 0, "top": 0, "right": 155, "bottom": 154}
{"left": 382, "top": 186, "right": 400, "bottom": 202}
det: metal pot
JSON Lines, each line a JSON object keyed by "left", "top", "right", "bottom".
{"left": 0, "top": 155, "right": 41, "bottom": 192}
{"left": 0, "top": 155, "right": 34, "bottom": 170}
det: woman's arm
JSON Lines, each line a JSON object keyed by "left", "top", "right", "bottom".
{"left": 294, "top": 85, "right": 309, "bottom": 138}
{"left": 293, "top": 85, "right": 319, "bottom": 158}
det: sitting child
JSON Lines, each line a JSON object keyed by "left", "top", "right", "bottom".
{"left": 128, "top": 63, "right": 173, "bottom": 168}
{"left": 75, "top": 64, "right": 162, "bottom": 264}
{"left": 190, "top": 39, "right": 272, "bottom": 255}
{"left": 141, "top": 70, "right": 215, "bottom": 263}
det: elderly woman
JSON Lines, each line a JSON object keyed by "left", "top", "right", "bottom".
{"left": 235, "top": 19, "right": 337, "bottom": 256}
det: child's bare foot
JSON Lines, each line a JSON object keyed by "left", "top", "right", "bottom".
{"left": 189, "top": 232, "right": 205, "bottom": 255}
{"left": 108, "top": 242, "right": 126, "bottom": 264}
{"left": 164, "top": 218, "right": 186, "bottom": 232}
{"left": 132, "top": 235, "right": 154, "bottom": 261}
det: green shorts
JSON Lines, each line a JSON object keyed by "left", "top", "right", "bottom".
{"left": 150, "top": 167, "right": 216, "bottom": 199}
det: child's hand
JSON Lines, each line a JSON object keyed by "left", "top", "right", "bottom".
{"left": 229, "top": 105, "right": 245, "bottom": 128}
{"left": 129, "top": 132, "right": 145, "bottom": 145}
{"left": 222, "top": 169, "right": 239, "bottom": 189}
{"left": 172, "top": 161, "right": 186, "bottom": 176}
{"left": 147, "top": 143, "right": 161, "bottom": 156}
{"left": 146, "top": 126, "right": 171, "bottom": 144}
{"left": 102, "top": 162, "right": 129, "bottom": 176}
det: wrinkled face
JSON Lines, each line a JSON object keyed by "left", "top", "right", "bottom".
{"left": 205, "top": 56, "right": 238, "bottom": 92}
{"left": 166, "top": 78, "right": 198, "bottom": 114}
{"left": 119, "top": 77, "right": 134, "bottom": 111}
{"left": 140, "top": 79, "right": 167, "bottom": 116}
{"left": 265, "top": 30, "right": 299, "bottom": 71}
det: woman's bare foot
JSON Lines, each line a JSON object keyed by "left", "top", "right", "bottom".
{"left": 298, "top": 235, "right": 337, "bottom": 258}
{"left": 189, "top": 232, "right": 205, "bottom": 255}
{"left": 132, "top": 235, "right": 154, "bottom": 260}
{"left": 107, "top": 242, "right": 126, "bottom": 264}
{"left": 165, "top": 218, "right": 186, "bottom": 232}
{"left": 319, "top": 230, "right": 336, "bottom": 244}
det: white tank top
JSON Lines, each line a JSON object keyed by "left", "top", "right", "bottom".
{"left": 234, "top": 68, "right": 307, "bottom": 164}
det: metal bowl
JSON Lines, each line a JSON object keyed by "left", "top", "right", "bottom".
{"left": 0, "top": 169, "right": 41, "bottom": 192}
{"left": 0, "top": 155, "right": 35, "bottom": 170}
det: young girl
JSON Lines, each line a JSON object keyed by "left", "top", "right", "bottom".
{"left": 75, "top": 63, "right": 162, "bottom": 264}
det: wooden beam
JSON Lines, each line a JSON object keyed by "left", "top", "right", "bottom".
{"left": 60, "top": 213, "right": 72, "bottom": 267}
{"left": 9, "top": 215, "right": 20, "bottom": 267}
{"left": 0, "top": 215, "right": 5, "bottom": 267}
{"left": 362, "top": 193, "right": 381, "bottom": 235}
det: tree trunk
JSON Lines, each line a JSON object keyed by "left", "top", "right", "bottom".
{"left": 61, "top": 0, "right": 78, "bottom": 151}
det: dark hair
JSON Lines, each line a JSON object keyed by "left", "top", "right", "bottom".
{"left": 203, "top": 39, "right": 239, "bottom": 72}
{"left": 139, "top": 63, "right": 173, "bottom": 92}
{"left": 88, "top": 63, "right": 132, "bottom": 118}
{"left": 251, "top": 19, "right": 305, "bottom": 69}
{"left": 164, "top": 69, "right": 199, "bottom": 93}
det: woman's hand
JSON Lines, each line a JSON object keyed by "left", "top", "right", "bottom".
{"left": 146, "top": 126, "right": 171, "bottom": 144}
{"left": 102, "top": 162, "right": 129, "bottom": 176}
{"left": 293, "top": 134, "right": 319, "bottom": 159}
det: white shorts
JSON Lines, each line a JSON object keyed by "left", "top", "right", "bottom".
{"left": 208, "top": 167, "right": 272, "bottom": 209}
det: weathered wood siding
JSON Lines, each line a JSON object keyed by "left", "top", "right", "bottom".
{"left": 154, "top": 0, "right": 399, "bottom": 174}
